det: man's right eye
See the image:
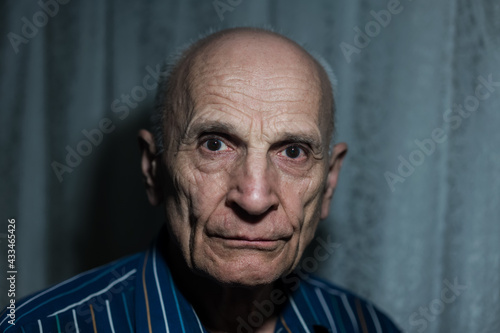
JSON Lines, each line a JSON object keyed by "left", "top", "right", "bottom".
{"left": 202, "top": 138, "right": 228, "bottom": 152}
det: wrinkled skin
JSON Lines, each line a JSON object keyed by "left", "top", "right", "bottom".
{"left": 139, "top": 29, "right": 347, "bottom": 332}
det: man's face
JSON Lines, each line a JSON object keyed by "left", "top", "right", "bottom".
{"left": 145, "top": 35, "right": 345, "bottom": 286}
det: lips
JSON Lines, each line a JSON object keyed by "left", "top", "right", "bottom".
{"left": 210, "top": 235, "right": 287, "bottom": 251}
{"left": 221, "top": 236, "right": 279, "bottom": 242}
{"left": 205, "top": 227, "right": 292, "bottom": 242}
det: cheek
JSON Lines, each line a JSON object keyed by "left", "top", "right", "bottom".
{"left": 164, "top": 157, "right": 232, "bottom": 262}
{"left": 178, "top": 156, "right": 232, "bottom": 222}
{"left": 280, "top": 171, "right": 325, "bottom": 250}
{"left": 280, "top": 169, "right": 325, "bottom": 217}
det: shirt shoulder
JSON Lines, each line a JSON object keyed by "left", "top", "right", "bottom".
{"left": 297, "top": 274, "right": 402, "bottom": 332}
{"left": 0, "top": 253, "right": 142, "bottom": 333}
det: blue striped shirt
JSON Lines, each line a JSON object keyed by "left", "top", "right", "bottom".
{"left": 1, "top": 239, "right": 401, "bottom": 333}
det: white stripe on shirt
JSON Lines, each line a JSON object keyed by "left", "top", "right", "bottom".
{"left": 289, "top": 295, "right": 311, "bottom": 333}
{"left": 305, "top": 278, "right": 344, "bottom": 296}
{"left": 192, "top": 306, "right": 205, "bottom": 333}
{"left": 0, "top": 265, "right": 103, "bottom": 327}
{"left": 106, "top": 299, "right": 116, "bottom": 333}
{"left": 49, "top": 269, "right": 136, "bottom": 317}
{"left": 72, "top": 309, "right": 80, "bottom": 333}
{"left": 367, "top": 303, "right": 382, "bottom": 333}
{"left": 314, "top": 287, "right": 337, "bottom": 333}
{"left": 341, "top": 294, "right": 359, "bottom": 333}
{"left": 153, "top": 247, "right": 170, "bottom": 333}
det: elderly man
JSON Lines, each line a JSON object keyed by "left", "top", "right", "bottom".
{"left": 1, "top": 28, "right": 400, "bottom": 332}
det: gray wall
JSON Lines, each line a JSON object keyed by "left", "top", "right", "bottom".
{"left": 1, "top": 0, "right": 499, "bottom": 332}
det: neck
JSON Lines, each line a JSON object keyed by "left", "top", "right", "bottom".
{"left": 162, "top": 240, "right": 285, "bottom": 333}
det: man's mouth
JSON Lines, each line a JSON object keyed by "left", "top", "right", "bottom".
{"left": 211, "top": 236, "right": 286, "bottom": 251}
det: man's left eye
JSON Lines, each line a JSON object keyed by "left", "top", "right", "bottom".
{"left": 203, "top": 138, "right": 228, "bottom": 152}
{"left": 281, "top": 145, "right": 305, "bottom": 159}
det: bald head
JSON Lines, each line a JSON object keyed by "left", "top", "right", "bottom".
{"left": 153, "top": 27, "right": 336, "bottom": 157}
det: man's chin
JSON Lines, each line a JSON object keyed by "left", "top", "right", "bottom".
{"left": 190, "top": 240, "right": 298, "bottom": 286}
{"left": 196, "top": 258, "right": 288, "bottom": 287}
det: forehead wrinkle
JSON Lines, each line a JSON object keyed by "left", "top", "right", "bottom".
{"left": 195, "top": 66, "right": 321, "bottom": 94}
{"left": 207, "top": 68, "right": 319, "bottom": 85}
{"left": 198, "top": 84, "right": 319, "bottom": 107}
{"left": 221, "top": 90, "right": 314, "bottom": 106}
{"left": 194, "top": 75, "right": 320, "bottom": 101}
{"left": 192, "top": 80, "right": 321, "bottom": 117}
{"left": 262, "top": 108, "right": 320, "bottom": 126}
{"left": 192, "top": 86, "right": 319, "bottom": 119}
{"left": 190, "top": 97, "right": 266, "bottom": 131}
{"left": 192, "top": 90, "right": 245, "bottom": 112}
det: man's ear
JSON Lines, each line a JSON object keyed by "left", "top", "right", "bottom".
{"left": 320, "top": 142, "right": 348, "bottom": 219}
{"left": 138, "top": 129, "right": 163, "bottom": 206}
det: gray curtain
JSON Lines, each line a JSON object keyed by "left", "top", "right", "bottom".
{"left": 1, "top": 0, "right": 499, "bottom": 332}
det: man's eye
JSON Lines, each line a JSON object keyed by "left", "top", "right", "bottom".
{"left": 203, "top": 138, "right": 228, "bottom": 152}
{"left": 281, "top": 145, "right": 304, "bottom": 159}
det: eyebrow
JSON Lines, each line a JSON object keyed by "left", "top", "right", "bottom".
{"left": 184, "top": 121, "right": 238, "bottom": 140}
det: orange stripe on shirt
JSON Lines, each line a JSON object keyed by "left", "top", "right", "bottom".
{"left": 141, "top": 250, "right": 153, "bottom": 333}
{"left": 280, "top": 314, "right": 293, "bottom": 333}
{"left": 89, "top": 304, "right": 98, "bottom": 333}
{"left": 355, "top": 298, "right": 369, "bottom": 333}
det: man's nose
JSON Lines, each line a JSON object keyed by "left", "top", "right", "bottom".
{"left": 226, "top": 153, "right": 279, "bottom": 217}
